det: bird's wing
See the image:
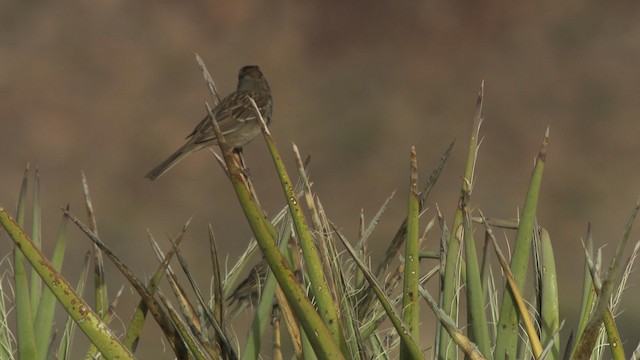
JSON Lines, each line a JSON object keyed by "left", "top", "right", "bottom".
{"left": 189, "top": 93, "right": 260, "bottom": 144}
{"left": 215, "top": 95, "right": 260, "bottom": 132}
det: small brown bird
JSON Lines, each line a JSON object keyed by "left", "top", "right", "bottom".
{"left": 226, "top": 260, "right": 269, "bottom": 319}
{"left": 145, "top": 65, "right": 273, "bottom": 180}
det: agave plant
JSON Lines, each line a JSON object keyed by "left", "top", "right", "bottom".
{"left": 1, "top": 59, "right": 639, "bottom": 360}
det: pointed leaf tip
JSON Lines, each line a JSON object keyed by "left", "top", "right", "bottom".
{"left": 538, "top": 128, "right": 550, "bottom": 160}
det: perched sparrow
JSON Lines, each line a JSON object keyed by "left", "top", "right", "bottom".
{"left": 226, "top": 260, "right": 269, "bottom": 319}
{"left": 145, "top": 65, "right": 273, "bottom": 180}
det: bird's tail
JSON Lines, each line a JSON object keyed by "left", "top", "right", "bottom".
{"left": 145, "top": 143, "right": 194, "bottom": 180}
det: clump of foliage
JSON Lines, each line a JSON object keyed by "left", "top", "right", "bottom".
{"left": 1, "top": 61, "right": 639, "bottom": 360}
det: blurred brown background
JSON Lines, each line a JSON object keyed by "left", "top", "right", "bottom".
{"left": 2, "top": 1, "right": 640, "bottom": 358}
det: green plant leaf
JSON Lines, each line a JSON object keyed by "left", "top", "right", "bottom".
{"left": 0, "top": 208, "right": 135, "bottom": 360}
{"left": 439, "top": 84, "right": 483, "bottom": 360}
{"left": 494, "top": 128, "right": 548, "bottom": 360}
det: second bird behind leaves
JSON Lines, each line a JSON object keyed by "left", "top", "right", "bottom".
{"left": 145, "top": 65, "right": 273, "bottom": 180}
